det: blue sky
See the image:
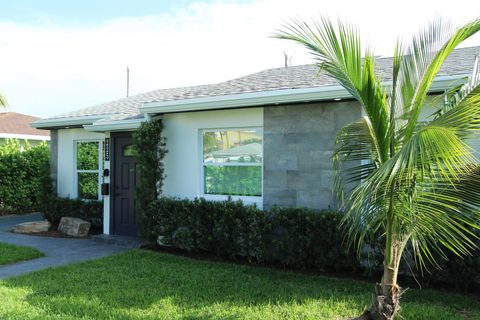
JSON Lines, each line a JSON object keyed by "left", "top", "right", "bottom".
{"left": 0, "top": 0, "right": 478, "bottom": 118}
{"left": 0, "top": 0, "right": 230, "bottom": 24}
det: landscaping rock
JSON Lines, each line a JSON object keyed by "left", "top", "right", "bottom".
{"left": 12, "top": 220, "right": 51, "bottom": 233}
{"left": 157, "top": 235, "right": 171, "bottom": 247}
{"left": 58, "top": 217, "right": 91, "bottom": 237}
{"left": 172, "top": 227, "right": 194, "bottom": 251}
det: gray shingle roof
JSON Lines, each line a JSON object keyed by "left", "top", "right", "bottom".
{"left": 46, "top": 46, "right": 480, "bottom": 122}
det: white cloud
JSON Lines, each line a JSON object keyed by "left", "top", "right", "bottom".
{"left": 0, "top": 0, "right": 479, "bottom": 117}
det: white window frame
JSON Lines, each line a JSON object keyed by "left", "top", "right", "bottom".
{"left": 74, "top": 139, "right": 103, "bottom": 201}
{"left": 200, "top": 127, "right": 263, "bottom": 205}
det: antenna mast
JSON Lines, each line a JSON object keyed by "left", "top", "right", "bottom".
{"left": 126, "top": 66, "right": 130, "bottom": 97}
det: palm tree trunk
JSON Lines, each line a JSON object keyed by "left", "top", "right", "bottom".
{"left": 354, "top": 241, "right": 403, "bottom": 320}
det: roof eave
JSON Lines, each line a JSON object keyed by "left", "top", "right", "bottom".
{"left": 31, "top": 115, "right": 105, "bottom": 130}
{"left": 140, "top": 74, "right": 469, "bottom": 115}
{"left": 83, "top": 118, "right": 146, "bottom": 132}
{"left": 140, "top": 85, "right": 348, "bottom": 114}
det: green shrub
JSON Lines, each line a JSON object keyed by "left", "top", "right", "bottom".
{"left": 41, "top": 197, "right": 103, "bottom": 226}
{"left": 0, "top": 140, "right": 50, "bottom": 214}
{"left": 208, "top": 198, "right": 267, "bottom": 259}
{"left": 266, "top": 207, "right": 360, "bottom": 272}
{"left": 143, "top": 197, "right": 361, "bottom": 271}
{"left": 145, "top": 197, "right": 268, "bottom": 260}
{"left": 133, "top": 119, "right": 167, "bottom": 237}
{"left": 143, "top": 197, "right": 193, "bottom": 246}
{"left": 433, "top": 248, "right": 480, "bottom": 292}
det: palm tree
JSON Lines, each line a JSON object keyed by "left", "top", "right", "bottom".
{"left": 275, "top": 17, "right": 480, "bottom": 320}
{"left": 0, "top": 93, "right": 6, "bottom": 109}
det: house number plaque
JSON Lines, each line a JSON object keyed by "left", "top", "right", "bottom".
{"left": 104, "top": 138, "right": 110, "bottom": 161}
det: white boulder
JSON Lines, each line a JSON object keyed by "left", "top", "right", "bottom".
{"left": 58, "top": 217, "right": 91, "bottom": 237}
{"left": 12, "top": 220, "right": 51, "bottom": 233}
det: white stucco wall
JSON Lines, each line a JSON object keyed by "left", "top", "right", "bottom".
{"left": 57, "top": 128, "right": 105, "bottom": 198}
{"left": 162, "top": 107, "right": 264, "bottom": 207}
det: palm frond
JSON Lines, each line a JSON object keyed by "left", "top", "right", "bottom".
{"left": 407, "top": 169, "right": 480, "bottom": 269}
{"left": 393, "top": 18, "right": 455, "bottom": 114}
{"left": 341, "top": 181, "right": 388, "bottom": 254}
{"left": 368, "top": 124, "right": 477, "bottom": 197}
{"left": 342, "top": 121, "right": 480, "bottom": 261}
{"left": 398, "top": 17, "right": 480, "bottom": 142}
{"left": 333, "top": 117, "right": 380, "bottom": 204}
{"left": 274, "top": 17, "right": 391, "bottom": 163}
{"left": 276, "top": 16, "right": 480, "bottom": 273}
{"left": 437, "top": 55, "right": 479, "bottom": 116}
{"left": 431, "top": 56, "right": 480, "bottom": 138}
{"left": 0, "top": 93, "right": 7, "bottom": 108}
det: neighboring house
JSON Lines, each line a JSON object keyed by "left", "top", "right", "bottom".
{"left": 33, "top": 46, "right": 480, "bottom": 237}
{"left": 0, "top": 112, "right": 50, "bottom": 147}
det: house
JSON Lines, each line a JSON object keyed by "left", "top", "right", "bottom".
{"left": 32, "top": 46, "right": 480, "bottom": 237}
{"left": 0, "top": 112, "right": 50, "bottom": 147}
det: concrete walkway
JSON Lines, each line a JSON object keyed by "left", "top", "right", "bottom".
{"left": 0, "top": 213, "right": 130, "bottom": 279}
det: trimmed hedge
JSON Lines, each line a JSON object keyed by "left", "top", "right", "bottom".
{"left": 267, "top": 206, "right": 361, "bottom": 272}
{"left": 144, "top": 197, "right": 268, "bottom": 260}
{"left": 142, "top": 197, "right": 361, "bottom": 272}
{"left": 41, "top": 197, "right": 103, "bottom": 226}
{"left": 0, "top": 140, "right": 50, "bottom": 214}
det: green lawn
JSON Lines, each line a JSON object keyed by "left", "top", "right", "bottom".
{"left": 0, "top": 250, "right": 478, "bottom": 320}
{"left": 0, "top": 242, "right": 44, "bottom": 266}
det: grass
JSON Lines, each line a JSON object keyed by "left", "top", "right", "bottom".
{"left": 0, "top": 242, "right": 44, "bottom": 266}
{"left": 0, "top": 249, "right": 478, "bottom": 320}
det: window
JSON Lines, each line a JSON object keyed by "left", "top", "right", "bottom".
{"left": 123, "top": 144, "right": 135, "bottom": 157}
{"left": 76, "top": 141, "right": 103, "bottom": 200}
{"left": 202, "top": 128, "right": 262, "bottom": 197}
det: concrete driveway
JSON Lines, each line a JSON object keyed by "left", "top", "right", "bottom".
{"left": 0, "top": 213, "right": 133, "bottom": 279}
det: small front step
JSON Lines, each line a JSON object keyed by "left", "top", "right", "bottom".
{"left": 92, "top": 234, "right": 144, "bottom": 248}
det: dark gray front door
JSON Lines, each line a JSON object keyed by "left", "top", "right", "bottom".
{"left": 112, "top": 133, "right": 138, "bottom": 236}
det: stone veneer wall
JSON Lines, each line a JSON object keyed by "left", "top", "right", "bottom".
{"left": 263, "top": 101, "right": 362, "bottom": 210}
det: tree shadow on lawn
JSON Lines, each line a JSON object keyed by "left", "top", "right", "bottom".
{"left": 3, "top": 250, "right": 479, "bottom": 319}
